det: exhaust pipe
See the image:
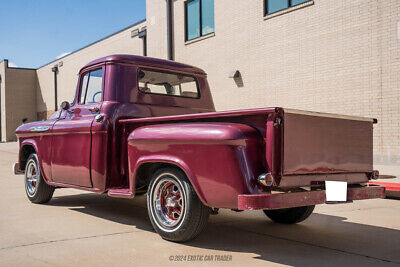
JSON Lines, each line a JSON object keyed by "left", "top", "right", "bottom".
{"left": 258, "top": 173, "right": 274, "bottom": 187}
{"left": 371, "top": 170, "right": 379, "bottom": 180}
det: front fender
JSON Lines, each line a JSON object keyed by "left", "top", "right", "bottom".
{"left": 17, "top": 119, "right": 56, "bottom": 182}
{"left": 19, "top": 138, "right": 52, "bottom": 182}
{"left": 20, "top": 139, "right": 39, "bottom": 165}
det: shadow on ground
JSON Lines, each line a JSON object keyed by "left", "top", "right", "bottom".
{"left": 49, "top": 193, "right": 400, "bottom": 266}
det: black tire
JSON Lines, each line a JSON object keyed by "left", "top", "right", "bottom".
{"left": 24, "top": 153, "right": 55, "bottom": 204}
{"left": 263, "top": 205, "right": 315, "bottom": 224}
{"left": 147, "top": 167, "right": 210, "bottom": 242}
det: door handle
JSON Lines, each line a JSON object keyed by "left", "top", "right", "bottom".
{"left": 89, "top": 107, "right": 100, "bottom": 113}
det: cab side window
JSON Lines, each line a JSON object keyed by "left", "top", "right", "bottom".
{"left": 79, "top": 69, "right": 103, "bottom": 104}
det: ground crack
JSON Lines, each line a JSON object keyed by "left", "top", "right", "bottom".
{"left": 0, "top": 230, "right": 138, "bottom": 250}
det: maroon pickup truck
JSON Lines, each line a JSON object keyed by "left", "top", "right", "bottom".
{"left": 14, "top": 55, "right": 384, "bottom": 242}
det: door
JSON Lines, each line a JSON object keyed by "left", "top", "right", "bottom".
{"left": 51, "top": 67, "right": 104, "bottom": 187}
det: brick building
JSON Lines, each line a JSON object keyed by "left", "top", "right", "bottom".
{"left": 0, "top": 0, "right": 399, "bottom": 165}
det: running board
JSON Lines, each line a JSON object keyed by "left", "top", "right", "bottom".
{"left": 107, "top": 188, "right": 134, "bottom": 198}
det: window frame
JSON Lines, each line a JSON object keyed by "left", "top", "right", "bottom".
{"left": 78, "top": 67, "right": 104, "bottom": 105}
{"left": 264, "top": 0, "right": 310, "bottom": 16}
{"left": 184, "top": 0, "right": 215, "bottom": 42}
{"left": 137, "top": 68, "right": 201, "bottom": 99}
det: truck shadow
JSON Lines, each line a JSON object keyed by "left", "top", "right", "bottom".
{"left": 49, "top": 193, "right": 400, "bottom": 265}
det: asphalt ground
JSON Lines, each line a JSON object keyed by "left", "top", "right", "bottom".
{"left": 0, "top": 142, "right": 399, "bottom": 266}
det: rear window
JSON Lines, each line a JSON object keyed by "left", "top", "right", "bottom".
{"left": 138, "top": 69, "right": 199, "bottom": 98}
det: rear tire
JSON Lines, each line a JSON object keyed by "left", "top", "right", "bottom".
{"left": 24, "top": 153, "right": 55, "bottom": 204}
{"left": 147, "top": 167, "right": 210, "bottom": 242}
{"left": 263, "top": 205, "right": 315, "bottom": 224}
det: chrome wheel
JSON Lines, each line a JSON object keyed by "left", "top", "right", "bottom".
{"left": 152, "top": 175, "right": 185, "bottom": 229}
{"left": 25, "top": 159, "right": 38, "bottom": 197}
{"left": 147, "top": 168, "right": 210, "bottom": 242}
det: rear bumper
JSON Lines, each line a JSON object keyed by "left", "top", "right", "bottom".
{"left": 238, "top": 185, "right": 385, "bottom": 210}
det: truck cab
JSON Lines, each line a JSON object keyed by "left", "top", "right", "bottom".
{"left": 16, "top": 55, "right": 215, "bottom": 190}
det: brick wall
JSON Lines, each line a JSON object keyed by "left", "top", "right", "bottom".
{"left": 152, "top": 0, "right": 400, "bottom": 164}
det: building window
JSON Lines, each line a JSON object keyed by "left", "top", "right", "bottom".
{"left": 185, "top": 0, "right": 214, "bottom": 41}
{"left": 265, "top": 0, "right": 309, "bottom": 15}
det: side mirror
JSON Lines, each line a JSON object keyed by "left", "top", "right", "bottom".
{"left": 60, "top": 101, "right": 70, "bottom": 110}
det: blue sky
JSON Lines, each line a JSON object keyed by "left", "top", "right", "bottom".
{"left": 0, "top": 0, "right": 146, "bottom": 69}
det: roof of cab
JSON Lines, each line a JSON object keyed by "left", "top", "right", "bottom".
{"left": 81, "top": 54, "right": 206, "bottom": 75}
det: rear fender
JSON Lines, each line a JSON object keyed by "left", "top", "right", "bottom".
{"left": 127, "top": 123, "right": 265, "bottom": 209}
{"left": 130, "top": 155, "right": 206, "bottom": 203}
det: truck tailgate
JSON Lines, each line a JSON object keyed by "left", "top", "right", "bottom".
{"left": 282, "top": 109, "right": 373, "bottom": 176}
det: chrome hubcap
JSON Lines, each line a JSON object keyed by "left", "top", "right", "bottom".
{"left": 152, "top": 176, "right": 184, "bottom": 228}
{"left": 26, "top": 159, "right": 38, "bottom": 196}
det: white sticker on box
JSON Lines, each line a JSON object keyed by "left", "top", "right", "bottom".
{"left": 325, "top": 181, "right": 347, "bottom": 202}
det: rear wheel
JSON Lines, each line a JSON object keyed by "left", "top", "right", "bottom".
{"left": 147, "top": 167, "right": 210, "bottom": 242}
{"left": 24, "top": 153, "right": 55, "bottom": 204}
{"left": 263, "top": 205, "right": 315, "bottom": 224}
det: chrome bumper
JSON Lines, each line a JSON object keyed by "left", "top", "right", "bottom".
{"left": 13, "top": 163, "right": 24, "bottom": 175}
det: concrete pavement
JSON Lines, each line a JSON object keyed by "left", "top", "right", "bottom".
{"left": 0, "top": 142, "right": 399, "bottom": 266}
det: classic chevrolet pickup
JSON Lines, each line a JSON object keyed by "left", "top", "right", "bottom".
{"left": 14, "top": 55, "right": 384, "bottom": 242}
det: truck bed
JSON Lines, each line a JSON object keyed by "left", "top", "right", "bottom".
{"left": 120, "top": 107, "right": 375, "bottom": 189}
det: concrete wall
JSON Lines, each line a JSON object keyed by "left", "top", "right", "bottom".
{"left": 36, "top": 20, "right": 146, "bottom": 119}
{"left": 0, "top": 60, "right": 37, "bottom": 141}
{"left": 0, "top": 61, "right": 6, "bottom": 141}
{"left": 146, "top": 0, "right": 400, "bottom": 164}
{"left": 4, "top": 67, "right": 37, "bottom": 141}
{"left": 4, "top": 0, "right": 399, "bottom": 163}
{"left": 146, "top": 0, "right": 168, "bottom": 59}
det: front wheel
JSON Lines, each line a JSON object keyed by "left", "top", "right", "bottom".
{"left": 147, "top": 167, "right": 210, "bottom": 242}
{"left": 263, "top": 205, "right": 315, "bottom": 224}
{"left": 24, "top": 153, "right": 55, "bottom": 204}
